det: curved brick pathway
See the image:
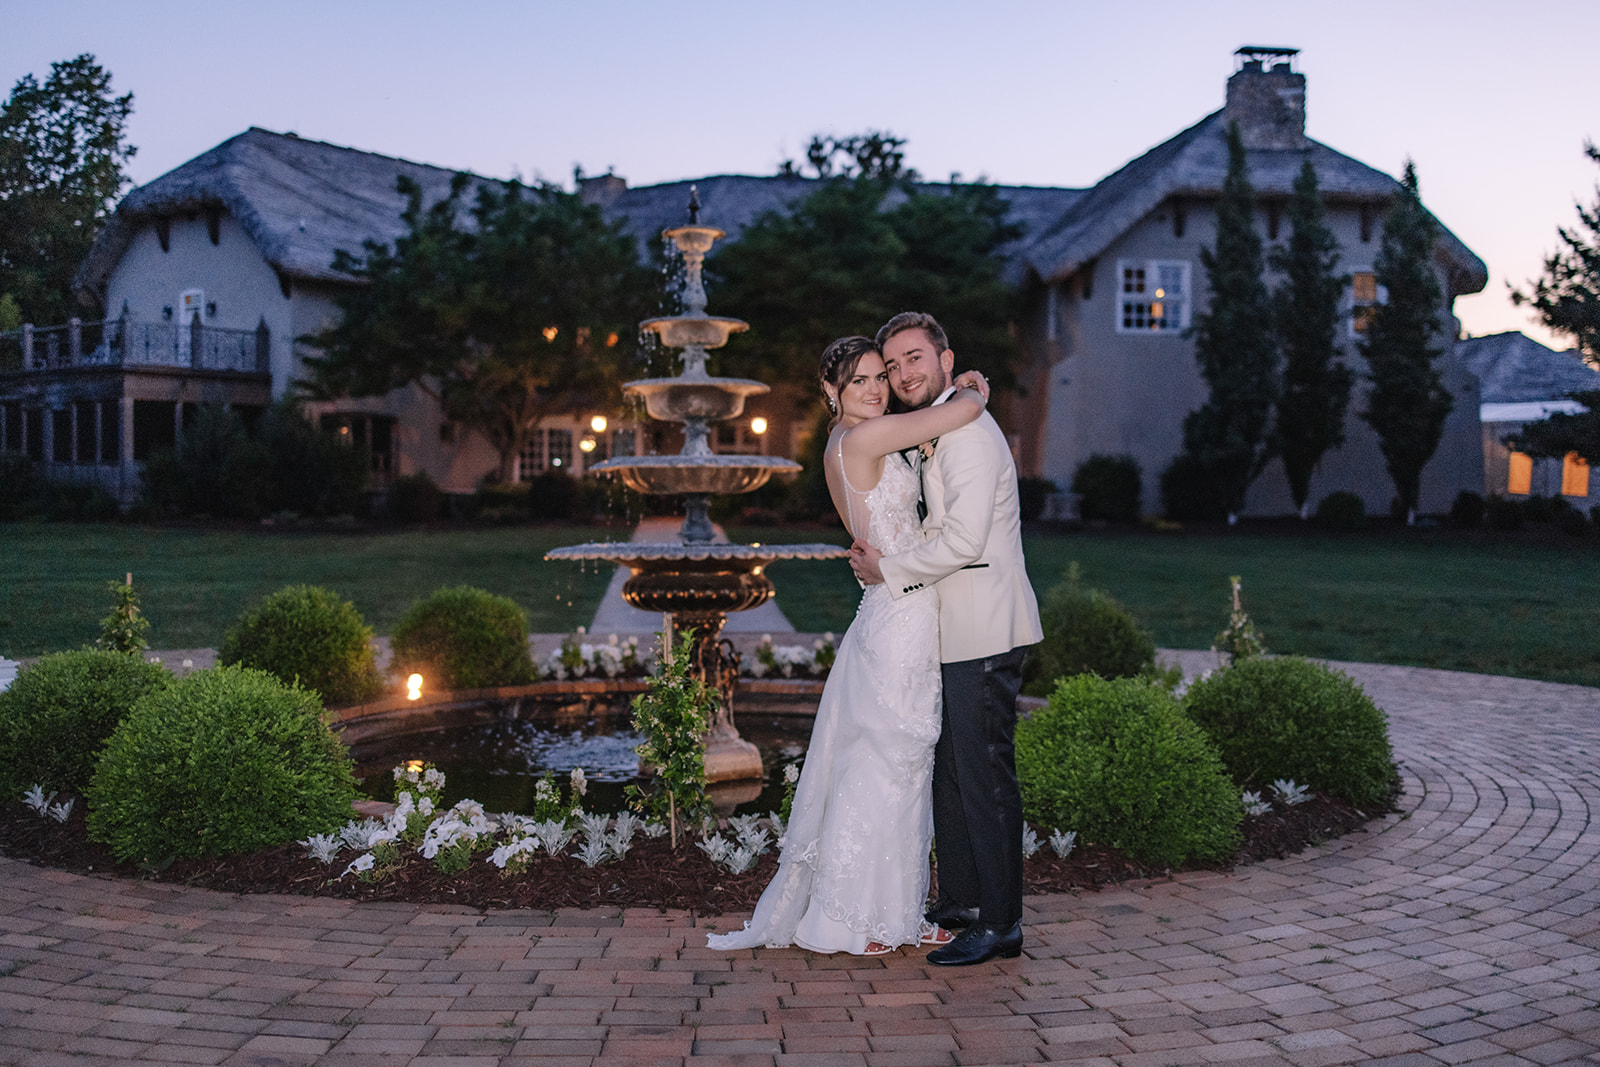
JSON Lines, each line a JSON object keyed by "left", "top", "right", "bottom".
{"left": 2, "top": 658, "right": 1598, "bottom": 1066}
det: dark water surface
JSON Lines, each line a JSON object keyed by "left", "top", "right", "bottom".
{"left": 351, "top": 703, "right": 813, "bottom": 819}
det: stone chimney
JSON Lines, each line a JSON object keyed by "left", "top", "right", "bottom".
{"left": 578, "top": 172, "right": 627, "bottom": 208}
{"left": 1224, "top": 46, "right": 1307, "bottom": 150}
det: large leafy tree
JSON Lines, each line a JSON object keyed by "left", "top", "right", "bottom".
{"left": 1360, "top": 161, "right": 1450, "bottom": 524}
{"left": 1513, "top": 142, "right": 1600, "bottom": 362}
{"left": 1506, "top": 143, "right": 1600, "bottom": 464}
{"left": 0, "top": 54, "right": 135, "bottom": 325}
{"left": 1269, "top": 160, "right": 1352, "bottom": 517}
{"left": 712, "top": 132, "right": 1020, "bottom": 392}
{"left": 305, "top": 174, "right": 652, "bottom": 481}
{"left": 1168, "top": 123, "right": 1278, "bottom": 522}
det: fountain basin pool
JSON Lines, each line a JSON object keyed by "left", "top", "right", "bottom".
{"left": 331, "top": 679, "right": 821, "bottom": 817}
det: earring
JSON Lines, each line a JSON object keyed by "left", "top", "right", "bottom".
{"left": 826, "top": 395, "right": 837, "bottom": 414}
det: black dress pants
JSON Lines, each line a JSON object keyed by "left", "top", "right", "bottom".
{"left": 932, "top": 645, "right": 1028, "bottom": 929}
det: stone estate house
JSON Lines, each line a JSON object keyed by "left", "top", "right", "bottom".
{"left": 1458, "top": 331, "right": 1600, "bottom": 506}
{"left": 4, "top": 47, "right": 1489, "bottom": 516}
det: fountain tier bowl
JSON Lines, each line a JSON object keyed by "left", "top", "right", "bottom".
{"left": 624, "top": 376, "right": 768, "bottom": 422}
{"left": 589, "top": 454, "right": 801, "bottom": 496}
{"left": 544, "top": 541, "right": 849, "bottom": 616}
{"left": 640, "top": 315, "right": 747, "bottom": 350}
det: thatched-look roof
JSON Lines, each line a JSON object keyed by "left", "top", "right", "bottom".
{"left": 77, "top": 103, "right": 1486, "bottom": 303}
{"left": 75, "top": 128, "right": 1083, "bottom": 300}
{"left": 1023, "top": 109, "right": 1487, "bottom": 295}
{"left": 1458, "top": 331, "right": 1600, "bottom": 405}
{"left": 78, "top": 128, "right": 469, "bottom": 293}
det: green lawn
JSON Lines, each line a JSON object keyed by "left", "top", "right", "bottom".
{"left": 0, "top": 523, "right": 618, "bottom": 656}
{"left": 5, "top": 521, "right": 1598, "bottom": 689}
{"left": 733, "top": 524, "right": 1600, "bottom": 689}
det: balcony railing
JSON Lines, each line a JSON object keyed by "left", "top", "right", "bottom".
{"left": 0, "top": 316, "right": 270, "bottom": 375}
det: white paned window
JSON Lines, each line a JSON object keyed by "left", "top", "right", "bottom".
{"left": 1117, "top": 260, "right": 1189, "bottom": 333}
{"left": 546, "top": 429, "right": 573, "bottom": 470}
{"left": 518, "top": 434, "right": 544, "bottom": 481}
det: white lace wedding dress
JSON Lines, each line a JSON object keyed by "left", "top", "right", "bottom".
{"left": 707, "top": 446, "right": 941, "bottom": 954}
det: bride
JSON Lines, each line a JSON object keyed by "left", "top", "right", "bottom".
{"left": 707, "top": 335, "right": 988, "bottom": 956}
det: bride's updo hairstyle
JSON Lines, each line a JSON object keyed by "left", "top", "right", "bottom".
{"left": 818, "top": 335, "right": 878, "bottom": 426}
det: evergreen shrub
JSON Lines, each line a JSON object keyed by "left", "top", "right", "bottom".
{"left": 1449, "top": 490, "right": 1485, "bottom": 529}
{"left": 1522, "top": 493, "right": 1558, "bottom": 523}
{"left": 391, "top": 585, "right": 534, "bottom": 689}
{"left": 523, "top": 471, "right": 580, "bottom": 520}
{"left": 1313, "top": 490, "right": 1366, "bottom": 530}
{"left": 1016, "top": 477, "right": 1058, "bottom": 522}
{"left": 1071, "top": 454, "right": 1141, "bottom": 522}
{"left": 1022, "top": 568, "right": 1155, "bottom": 696}
{"left": 1182, "top": 656, "right": 1397, "bottom": 807}
{"left": 0, "top": 650, "right": 170, "bottom": 797}
{"left": 387, "top": 471, "right": 443, "bottom": 522}
{"left": 1159, "top": 453, "right": 1228, "bottom": 521}
{"left": 219, "top": 585, "right": 382, "bottom": 706}
{"left": 1485, "top": 493, "right": 1524, "bottom": 531}
{"left": 1016, "top": 675, "right": 1241, "bottom": 868}
{"left": 87, "top": 665, "right": 358, "bottom": 863}
{"left": 0, "top": 452, "right": 37, "bottom": 519}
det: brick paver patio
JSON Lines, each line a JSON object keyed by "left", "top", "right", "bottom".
{"left": 2, "top": 654, "right": 1598, "bottom": 1066}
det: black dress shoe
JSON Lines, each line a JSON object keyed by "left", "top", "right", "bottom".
{"left": 924, "top": 899, "right": 980, "bottom": 930}
{"left": 926, "top": 920, "right": 1023, "bottom": 966}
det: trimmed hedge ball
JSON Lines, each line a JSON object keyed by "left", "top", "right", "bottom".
{"left": 219, "top": 584, "right": 381, "bottom": 706}
{"left": 1182, "top": 656, "right": 1397, "bottom": 808}
{"left": 87, "top": 665, "right": 358, "bottom": 863}
{"left": 390, "top": 586, "right": 534, "bottom": 690}
{"left": 0, "top": 650, "right": 170, "bottom": 798}
{"left": 1022, "top": 575, "right": 1155, "bottom": 697}
{"left": 1017, "top": 674, "right": 1241, "bottom": 869}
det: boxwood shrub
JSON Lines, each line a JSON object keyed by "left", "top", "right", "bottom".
{"left": 1016, "top": 674, "right": 1241, "bottom": 868}
{"left": 1071, "top": 453, "right": 1141, "bottom": 523}
{"left": 390, "top": 585, "right": 534, "bottom": 689}
{"left": 1182, "top": 656, "right": 1397, "bottom": 807}
{"left": 218, "top": 584, "right": 382, "bottom": 706}
{"left": 87, "top": 665, "right": 358, "bottom": 864}
{"left": 0, "top": 650, "right": 170, "bottom": 798}
{"left": 1022, "top": 569, "right": 1155, "bottom": 696}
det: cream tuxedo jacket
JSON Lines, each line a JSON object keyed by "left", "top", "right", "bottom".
{"left": 879, "top": 396, "right": 1043, "bottom": 663}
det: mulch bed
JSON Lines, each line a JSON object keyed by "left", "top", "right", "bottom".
{"left": 0, "top": 793, "right": 1386, "bottom": 915}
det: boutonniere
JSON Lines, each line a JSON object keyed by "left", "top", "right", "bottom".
{"left": 918, "top": 438, "right": 938, "bottom": 461}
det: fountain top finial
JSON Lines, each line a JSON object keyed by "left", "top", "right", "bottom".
{"left": 688, "top": 185, "right": 700, "bottom": 224}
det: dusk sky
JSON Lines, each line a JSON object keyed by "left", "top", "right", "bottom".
{"left": 7, "top": 0, "right": 1597, "bottom": 351}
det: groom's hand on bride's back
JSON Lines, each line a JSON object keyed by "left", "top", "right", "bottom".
{"left": 849, "top": 540, "right": 885, "bottom": 585}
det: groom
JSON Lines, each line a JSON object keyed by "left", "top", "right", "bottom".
{"left": 850, "top": 311, "right": 1043, "bottom": 966}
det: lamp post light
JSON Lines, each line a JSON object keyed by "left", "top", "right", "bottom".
{"left": 749, "top": 416, "right": 767, "bottom": 436}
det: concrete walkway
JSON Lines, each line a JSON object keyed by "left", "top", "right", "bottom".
{"left": 2, "top": 658, "right": 1599, "bottom": 1066}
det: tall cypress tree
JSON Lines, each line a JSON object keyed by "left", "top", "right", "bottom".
{"left": 1270, "top": 160, "right": 1352, "bottom": 517}
{"left": 1169, "top": 122, "right": 1278, "bottom": 522}
{"left": 1360, "top": 161, "right": 1449, "bottom": 525}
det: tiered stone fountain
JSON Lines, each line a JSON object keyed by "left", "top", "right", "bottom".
{"left": 546, "top": 190, "right": 847, "bottom": 783}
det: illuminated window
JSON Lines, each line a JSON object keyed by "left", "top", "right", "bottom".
{"left": 1507, "top": 451, "right": 1533, "bottom": 495}
{"left": 1117, "top": 260, "right": 1189, "bottom": 333}
{"left": 1351, "top": 271, "right": 1386, "bottom": 335}
{"left": 1562, "top": 452, "right": 1590, "bottom": 497}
